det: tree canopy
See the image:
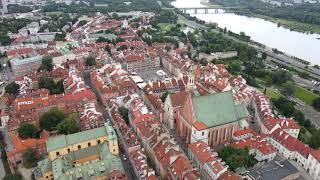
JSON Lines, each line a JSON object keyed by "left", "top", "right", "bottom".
{"left": 271, "top": 70, "right": 292, "bottom": 85}
{"left": 39, "top": 108, "right": 65, "bottom": 131}
{"left": 38, "top": 76, "right": 64, "bottom": 94}
{"left": 22, "top": 148, "right": 38, "bottom": 168}
{"left": 38, "top": 56, "right": 54, "bottom": 72}
{"left": 5, "top": 82, "right": 19, "bottom": 95}
{"left": 218, "top": 146, "right": 257, "bottom": 171}
{"left": 312, "top": 97, "right": 320, "bottom": 111}
{"left": 161, "top": 92, "right": 169, "bottom": 103}
{"left": 3, "top": 174, "right": 22, "bottom": 180}
{"left": 118, "top": 107, "right": 129, "bottom": 124}
{"left": 281, "top": 81, "right": 295, "bottom": 97}
{"left": 57, "top": 116, "right": 80, "bottom": 135}
{"left": 18, "top": 123, "right": 38, "bottom": 139}
{"left": 86, "top": 56, "right": 96, "bottom": 66}
{"left": 55, "top": 33, "right": 66, "bottom": 41}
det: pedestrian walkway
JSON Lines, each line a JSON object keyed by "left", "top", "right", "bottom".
{"left": 289, "top": 160, "right": 313, "bottom": 180}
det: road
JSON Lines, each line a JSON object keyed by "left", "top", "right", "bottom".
{"left": 82, "top": 70, "right": 134, "bottom": 180}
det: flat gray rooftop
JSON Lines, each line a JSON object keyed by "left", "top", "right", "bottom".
{"left": 248, "top": 160, "right": 299, "bottom": 180}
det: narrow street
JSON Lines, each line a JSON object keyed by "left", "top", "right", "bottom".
{"left": 82, "top": 70, "right": 134, "bottom": 180}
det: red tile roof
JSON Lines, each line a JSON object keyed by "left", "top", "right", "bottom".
{"left": 233, "top": 128, "right": 257, "bottom": 137}
{"left": 271, "top": 129, "right": 311, "bottom": 157}
{"left": 7, "top": 131, "right": 49, "bottom": 156}
{"left": 7, "top": 48, "right": 33, "bottom": 57}
{"left": 311, "top": 150, "right": 320, "bottom": 162}
{"left": 170, "top": 91, "right": 190, "bottom": 107}
{"left": 193, "top": 121, "right": 207, "bottom": 131}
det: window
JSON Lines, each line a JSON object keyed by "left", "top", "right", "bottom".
{"left": 215, "top": 131, "right": 219, "bottom": 142}
{"left": 56, "top": 152, "right": 60, "bottom": 156}
{"left": 78, "top": 145, "right": 81, "bottom": 150}
{"left": 224, "top": 128, "right": 228, "bottom": 140}
{"left": 194, "top": 130, "right": 196, "bottom": 134}
{"left": 97, "top": 140, "right": 101, "bottom": 144}
{"left": 67, "top": 148, "right": 70, "bottom": 153}
{"left": 88, "top": 142, "right": 91, "bottom": 147}
{"left": 202, "top": 131, "right": 205, "bottom": 136}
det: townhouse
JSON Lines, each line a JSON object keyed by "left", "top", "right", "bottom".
{"left": 188, "top": 141, "right": 228, "bottom": 179}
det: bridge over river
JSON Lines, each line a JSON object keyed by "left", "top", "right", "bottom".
{"left": 177, "top": 7, "right": 237, "bottom": 14}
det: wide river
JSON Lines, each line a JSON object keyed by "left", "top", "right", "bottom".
{"left": 172, "top": 0, "right": 320, "bottom": 65}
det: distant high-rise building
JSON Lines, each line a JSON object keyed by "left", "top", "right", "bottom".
{"left": 0, "top": 0, "right": 8, "bottom": 14}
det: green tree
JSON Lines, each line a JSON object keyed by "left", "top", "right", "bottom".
{"left": 218, "top": 146, "right": 257, "bottom": 171}
{"left": 38, "top": 56, "right": 53, "bottom": 71}
{"left": 38, "top": 76, "right": 64, "bottom": 94}
{"left": 57, "top": 116, "right": 80, "bottom": 135}
{"left": 3, "top": 174, "right": 22, "bottom": 180}
{"left": 281, "top": 81, "right": 295, "bottom": 96}
{"left": 112, "top": 13, "right": 120, "bottom": 20}
{"left": 22, "top": 148, "right": 38, "bottom": 168}
{"left": 18, "top": 123, "right": 38, "bottom": 139}
{"left": 86, "top": 56, "right": 96, "bottom": 66}
{"left": 78, "top": 20, "right": 87, "bottom": 27}
{"left": 104, "top": 45, "right": 112, "bottom": 56}
{"left": 227, "top": 62, "right": 242, "bottom": 74}
{"left": 272, "top": 97, "right": 295, "bottom": 117}
{"left": 271, "top": 70, "right": 292, "bottom": 85}
{"left": 312, "top": 97, "right": 320, "bottom": 111}
{"left": 298, "top": 71, "right": 310, "bottom": 79}
{"left": 118, "top": 107, "right": 129, "bottom": 124}
{"left": 96, "top": 37, "right": 111, "bottom": 43}
{"left": 54, "top": 33, "right": 66, "bottom": 41}
{"left": 39, "top": 108, "right": 65, "bottom": 131}
{"left": 5, "top": 82, "right": 19, "bottom": 95}
{"left": 161, "top": 92, "right": 169, "bottom": 103}
{"left": 309, "top": 130, "right": 320, "bottom": 149}
{"left": 261, "top": 52, "right": 267, "bottom": 60}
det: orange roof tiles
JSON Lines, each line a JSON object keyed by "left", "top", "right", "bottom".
{"left": 193, "top": 121, "right": 207, "bottom": 131}
{"left": 233, "top": 128, "right": 258, "bottom": 137}
{"left": 7, "top": 131, "right": 49, "bottom": 156}
{"left": 7, "top": 47, "right": 33, "bottom": 57}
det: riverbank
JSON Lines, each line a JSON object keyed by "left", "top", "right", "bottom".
{"left": 201, "top": 1, "right": 320, "bottom": 34}
{"left": 175, "top": 9, "right": 320, "bottom": 80}
{"left": 250, "top": 14, "right": 320, "bottom": 35}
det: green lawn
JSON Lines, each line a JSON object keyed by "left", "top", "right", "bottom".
{"left": 294, "top": 86, "right": 319, "bottom": 105}
{"left": 257, "top": 87, "right": 283, "bottom": 100}
{"left": 266, "top": 88, "right": 283, "bottom": 100}
{"left": 158, "top": 23, "right": 175, "bottom": 31}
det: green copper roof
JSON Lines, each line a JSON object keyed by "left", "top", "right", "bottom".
{"left": 192, "top": 91, "right": 249, "bottom": 128}
{"left": 47, "top": 124, "right": 117, "bottom": 152}
{"left": 51, "top": 142, "right": 123, "bottom": 180}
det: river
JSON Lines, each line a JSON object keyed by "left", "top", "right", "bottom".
{"left": 171, "top": 0, "right": 320, "bottom": 65}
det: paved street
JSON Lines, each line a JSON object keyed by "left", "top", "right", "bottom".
{"left": 83, "top": 70, "right": 134, "bottom": 180}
